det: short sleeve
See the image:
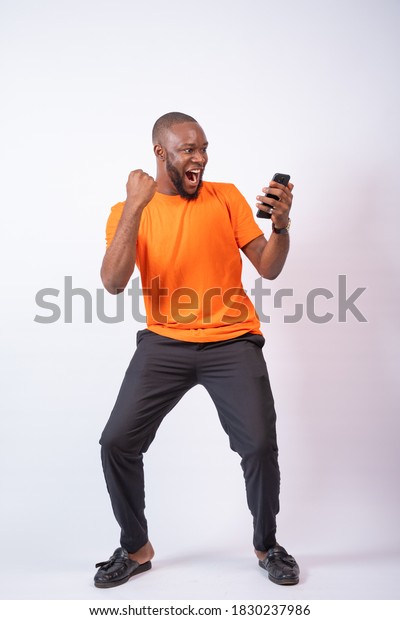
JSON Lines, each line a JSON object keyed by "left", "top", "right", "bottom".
{"left": 105, "top": 202, "right": 125, "bottom": 248}
{"left": 224, "top": 184, "right": 264, "bottom": 248}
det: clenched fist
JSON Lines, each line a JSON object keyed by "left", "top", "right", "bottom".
{"left": 126, "top": 169, "right": 158, "bottom": 211}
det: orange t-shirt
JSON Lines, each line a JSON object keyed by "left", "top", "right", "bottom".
{"left": 105, "top": 181, "right": 264, "bottom": 342}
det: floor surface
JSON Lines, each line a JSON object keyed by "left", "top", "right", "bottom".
{"left": 1, "top": 544, "right": 399, "bottom": 601}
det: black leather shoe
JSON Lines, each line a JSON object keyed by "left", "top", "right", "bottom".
{"left": 259, "top": 544, "right": 299, "bottom": 585}
{"left": 94, "top": 547, "right": 152, "bottom": 589}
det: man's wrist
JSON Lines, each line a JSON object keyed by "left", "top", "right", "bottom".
{"left": 272, "top": 218, "right": 291, "bottom": 235}
{"left": 124, "top": 196, "right": 147, "bottom": 215}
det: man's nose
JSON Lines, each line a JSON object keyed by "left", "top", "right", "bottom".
{"left": 191, "top": 150, "right": 206, "bottom": 164}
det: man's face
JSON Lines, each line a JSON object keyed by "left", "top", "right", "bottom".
{"left": 162, "top": 122, "right": 208, "bottom": 200}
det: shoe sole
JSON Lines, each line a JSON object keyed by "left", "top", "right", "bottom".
{"left": 94, "top": 560, "right": 152, "bottom": 589}
{"left": 259, "top": 561, "right": 299, "bottom": 586}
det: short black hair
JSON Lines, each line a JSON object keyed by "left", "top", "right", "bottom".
{"left": 152, "top": 112, "right": 198, "bottom": 145}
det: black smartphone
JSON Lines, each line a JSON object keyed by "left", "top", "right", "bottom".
{"left": 256, "top": 173, "right": 291, "bottom": 219}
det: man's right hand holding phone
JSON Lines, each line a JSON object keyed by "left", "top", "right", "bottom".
{"left": 256, "top": 173, "right": 294, "bottom": 234}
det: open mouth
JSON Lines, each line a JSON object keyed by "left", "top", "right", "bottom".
{"left": 185, "top": 168, "right": 202, "bottom": 186}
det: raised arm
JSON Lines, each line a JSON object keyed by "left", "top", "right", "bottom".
{"left": 242, "top": 180, "right": 293, "bottom": 280}
{"left": 100, "top": 170, "right": 157, "bottom": 294}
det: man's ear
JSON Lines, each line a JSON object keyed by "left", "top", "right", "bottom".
{"left": 154, "top": 144, "right": 165, "bottom": 160}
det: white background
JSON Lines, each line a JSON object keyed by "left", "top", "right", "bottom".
{"left": 1, "top": 0, "right": 399, "bottom": 603}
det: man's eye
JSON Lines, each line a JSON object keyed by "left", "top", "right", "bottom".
{"left": 184, "top": 148, "right": 193, "bottom": 153}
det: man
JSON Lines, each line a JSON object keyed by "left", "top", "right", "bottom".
{"left": 94, "top": 112, "right": 299, "bottom": 588}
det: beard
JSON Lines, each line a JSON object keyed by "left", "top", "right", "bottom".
{"left": 166, "top": 155, "right": 203, "bottom": 201}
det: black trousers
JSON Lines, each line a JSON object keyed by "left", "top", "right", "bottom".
{"left": 100, "top": 329, "right": 280, "bottom": 553}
